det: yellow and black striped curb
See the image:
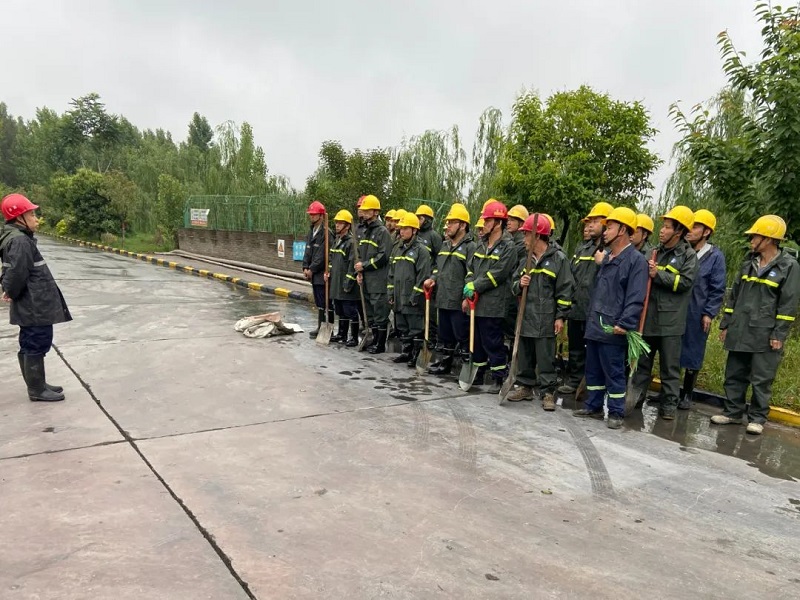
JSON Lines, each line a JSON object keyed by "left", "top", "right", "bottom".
{"left": 46, "top": 234, "right": 314, "bottom": 304}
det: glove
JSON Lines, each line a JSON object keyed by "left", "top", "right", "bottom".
{"left": 463, "top": 282, "right": 475, "bottom": 299}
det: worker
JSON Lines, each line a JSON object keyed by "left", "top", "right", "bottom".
{"left": 475, "top": 217, "right": 486, "bottom": 240}
{"left": 424, "top": 203, "right": 475, "bottom": 375}
{"left": 573, "top": 207, "right": 648, "bottom": 429}
{"left": 559, "top": 201, "right": 613, "bottom": 395}
{"left": 415, "top": 205, "right": 443, "bottom": 259}
{"left": 629, "top": 205, "right": 698, "bottom": 420}
{"left": 386, "top": 209, "right": 408, "bottom": 340}
{"left": 354, "top": 195, "right": 393, "bottom": 354}
{"left": 507, "top": 214, "right": 574, "bottom": 410}
{"left": 303, "top": 200, "right": 333, "bottom": 339}
{"left": 543, "top": 213, "right": 563, "bottom": 252}
{"left": 1, "top": 193, "right": 72, "bottom": 402}
{"left": 507, "top": 205, "right": 530, "bottom": 263}
{"left": 384, "top": 209, "right": 398, "bottom": 235}
{"left": 712, "top": 215, "right": 800, "bottom": 435}
{"left": 679, "top": 209, "right": 726, "bottom": 409}
{"left": 326, "top": 210, "right": 361, "bottom": 347}
{"left": 632, "top": 213, "right": 655, "bottom": 257}
{"left": 463, "top": 200, "right": 517, "bottom": 393}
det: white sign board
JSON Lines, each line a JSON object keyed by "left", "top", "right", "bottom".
{"left": 190, "top": 208, "right": 210, "bottom": 227}
{"left": 277, "top": 239, "right": 285, "bottom": 258}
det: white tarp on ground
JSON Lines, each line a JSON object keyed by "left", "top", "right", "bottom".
{"left": 234, "top": 312, "right": 304, "bottom": 338}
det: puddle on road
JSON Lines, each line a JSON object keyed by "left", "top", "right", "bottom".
{"left": 627, "top": 402, "right": 800, "bottom": 482}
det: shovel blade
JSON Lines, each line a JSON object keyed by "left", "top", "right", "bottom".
{"left": 498, "top": 376, "right": 515, "bottom": 403}
{"left": 415, "top": 344, "right": 432, "bottom": 375}
{"left": 458, "top": 360, "right": 479, "bottom": 392}
{"left": 358, "top": 330, "right": 373, "bottom": 352}
{"left": 315, "top": 323, "right": 334, "bottom": 346}
{"left": 624, "top": 381, "right": 646, "bottom": 416}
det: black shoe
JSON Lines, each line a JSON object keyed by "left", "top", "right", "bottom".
{"left": 19, "top": 352, "right": 62, "bottom": 393}
{"left": 659, "top": 406, "right": 677, "bottom": 420}
{"left": 572, "top": 408, "right": 604, "bottom": 419}
{"left": 368, "top": 329, "right": 387, "bottom": 354}
{"left": 607, "top": 416, "right": 624, "bottom": 429}
{"left": 309, "top": 308, "right": 324, "bottom": 339}
{"left": 330, "top": 319, "right": 349, "bottom": 343}
{"left": 428, "top": 352, "right": 454, "bottom": 375}
{"left": 346, "top": 321, "right": 359, "bottom": 347}
{"left": 678, "top": 394, "right": 691, "bottom": 410}
{"left": 407, "top": 340, "right": 422, "bottom": 368}
{"left": 24, "top": 354, "right": 65, "bottom": 402}
{"left": 487, "top": 378, "right": 503, "bottom": 394}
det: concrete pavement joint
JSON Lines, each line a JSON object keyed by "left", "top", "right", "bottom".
{"left": 0, "top": 439, "right": 126, "bottom": 462}
{"left": 51, "top": 343, "right": 259, "bottom": 600}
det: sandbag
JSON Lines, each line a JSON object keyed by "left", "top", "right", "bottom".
{"left": 234, "top": 312, "right": 303, "bottom": 338}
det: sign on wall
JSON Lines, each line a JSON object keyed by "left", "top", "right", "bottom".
{"left": 190, "top": 208, "right": 210, "bottom": 227}
{"left": 292, "top": 241, "right": 306, "bottom": 261}
{"left": 277, "top": 239, "right": 285, "bottom": 258}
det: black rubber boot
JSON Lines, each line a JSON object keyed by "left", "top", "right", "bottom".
{"left": 19, "top": 352, "right": 63, "bottom": 393}
{"left": 327, "top": 309, "right": 335, "bottom": 324}
{"left": 487, "top": 377, "right": 503, "bottom": 394}
{"left": 428, "top": 349, "right": 454, "bottom": 375}
{"left": 407, "top": 340, "right": 422, "bottom": 368}
{"left": 346, "top": 321, "right": 359, "bottom": 347}
{"left": 309, "top": 308, "right": 324, "bottom": 339}
{"left": 368, "top": 329, "right": 387, "bottom": 354}
{"left": 393, "top": 341, "right": 412, "bottom": 363}
{"left": 330, "top": 319, "right": 349, "bottom": 343}
{"left": 679, "top": 369, "right": 697, "bottom": 410}
{"left": 24, "top": 354, "right": 65, "bottom": 402}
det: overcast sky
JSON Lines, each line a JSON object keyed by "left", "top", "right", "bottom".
{"left": 2, "top": 0, "right": 763, "bottom": 197}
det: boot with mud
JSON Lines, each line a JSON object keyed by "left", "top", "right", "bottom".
{"left": 308, "top": 308, "right": 324, "bottom": 339}
{"left": 487, "top": 377, "right": 503, "bottom": 395}
{"left": 572, "top": 408, "right": 604, "bottom": 419}
{"left": 18, "top": 352, "right": 62, "bottom": 393}
{"left": 330, "top": 319, "right": 349, "bottom": 343}
{"left": 346, "top": 321, "right": 359, "bottom": 347}
{"left": 23, "top": 354, "right": 65, "bottom": 402}
{"left": 506, "top": 385, "right": 533, "bottom": 402}
{"left": 392, "top": 339, "right": 412, "bottom": 363}
{"left": 367, "top": 328, "right": 387, "bottom": 355}
{"left": 542, "top": 393, "right": 556, "bottom": 411}
{"left": 428, "top": 348, "right": 454, "bottom": 375}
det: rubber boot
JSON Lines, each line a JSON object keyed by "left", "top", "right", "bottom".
{"left": 407, "top": 339, "right": 422, "bottom": 368}
{"left": 327, "top": 309, "right": 335, "bottom": 324}
{"left": 427, "top": 344, "right": 450, "bottom": 371}
{"left": 393, "top": 341, "right": 412, "bottom": 363}
{"left": 679, "top": 369, "right": 697, "bottom": 410}
{"left": 487, "top": 377, "right": 503, "bottom": 394}
{"left": 19, "top": 352, "right": 63, "bottom": 393}
{"left": 309, "top": 308, "right": 324, "bottom": 339}
{"left": 330, "top": 319, "right": 349, "bottom": 343}
{"left": 24, "top": 354, "right": 65, "bottom": 402}
{"left": 428, "top": 349, "right": 454, "bottom": 375}
{"left": 368, "top": 329, "right": 387, "bottom": 354}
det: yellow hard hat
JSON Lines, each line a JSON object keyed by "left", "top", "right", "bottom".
{"left": 361, "top": 195, "right": 381, "bottom": 210}
{"left": 662, "top": 205, "right": 694, "bottom": 231}
{"left": 544, "top": 213, "right": 556, "bottom": 231}
{"left": 398, "top": 212, "right": 420, "bottom": 229}
{"left": 693, "top": 209, "right": 717, "bottom": 232}
{"left": 415, "top": 204, "right": 435, "bottom": 218}
{"left": 394, "top": 209, "right": 407, "bottom": 221}
{"left": 605, "top": 207, "right": 637, "bottom": 231}
{"left": 745, "top": 215, "right": 786, "bottom": 240}
{"left": 508, "top": 204, "right": 529, "bottom": 222}
{"left": 482, "top": 199, "right": 496, "bottom": 211}
{"left": 584, "top": 201, "right": 614, "bottom": 221}
{"left": 636, "top": 213, "right": 654, "bottom": 233}
{"left": 445, "top": 202, "right": 471, "bottom": 224}
{"left": 385, "top": 209, "right": 397, "bottom": 220}
{"left": 333, "top": 209, "right": 353, "bottom": 224}
{"left": 476, "top": 217, "right": 485, "bottom": 229}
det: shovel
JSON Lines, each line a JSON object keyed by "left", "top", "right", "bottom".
{"left": 351, "top": 226, "right": 374, "bottom": 351}
{"left": 416, "top": 288, "right": 433, "bottom": 374}
{"left": 316, "top": 213, "right": 334, "bottom": 345}
{"left": 458, "top": 293, "right": 479, "bottom": 391}
{"left": 624, "top": 248, "right": 657, "bottom": 415}
{"left": 499, "top": 214, "right": 539, "bottom": 403}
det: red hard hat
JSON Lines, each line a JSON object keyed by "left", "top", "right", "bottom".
{"left": 307, "top": 200, "right": 326, "bottom": 215}
{"left": 2, "top": 194, "right": 39, "bottom": 222}
{"left": 480, "top": 200, "right": 508, "bottom": 220}
{"left": 520, "top": 213, "right": 552, "bottom": 236}
{"left": 356, "top": 195, "right": 366, "bottom": 208}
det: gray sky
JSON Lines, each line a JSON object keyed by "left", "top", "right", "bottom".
{"left": 2, "top": 0, "right": 763, "bottom": 197}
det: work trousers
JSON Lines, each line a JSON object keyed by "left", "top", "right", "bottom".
{"left": 631, "top": 335, "right": 683, "bottom": 410}
{"left": 516, "top": 335, "right": 557, "bottom": 394}
{"left": 312, "top": 283, "right": 331, "bottom": 310}
{"left": 473, "top": 316, "right": 508, "bottom": 381}
{"left": 437, "top": 308, "right": 469, "bottom": 348}
{"left": 565, "top": 319, "right": 587, "bottom": 388}
{"left": 365, "top": 292, "right": 390, "bottom": 329}
{"left": 395, "top": 311, "right": 424, "bottom": 341}
{"left": 723, "top": 350, "right": 783, "bottom": 424}
{"left": 19, "top": 325, "right": 54, "bottom": 355}
{"left": 333, "top": 299, "right": 359, "bottom": 323}
{"left": 584, "top": 339, "right": 627, "bottom": 418}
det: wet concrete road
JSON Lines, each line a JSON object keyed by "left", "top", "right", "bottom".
{"left": 1, "top": 238, "right": 799, "bottom": 600}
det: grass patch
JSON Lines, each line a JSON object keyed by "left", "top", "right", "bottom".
{"left": 49, "top": 229, "right": 174, "bottom": 254}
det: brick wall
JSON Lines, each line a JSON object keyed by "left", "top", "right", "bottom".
{"left": 178, "top": 228, "right": 304, "bottom": 273}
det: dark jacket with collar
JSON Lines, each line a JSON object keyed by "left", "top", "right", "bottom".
{"left": 570, "top": 237, "right": 604, "bottom": 321}
{"left": 417, "top": 219, "right": 443, "bottom": 259}
{"left": 642, "top": 239, "right": 698, "bottom": 337}
{"left": 302, "top": 223, "right": 331, "bottom": 286}
{"left": 465, "top": 230, "right": 516, "bottom": 318}
{"left": 329, "top": 231, "right": 359, "bottom": 302}
{"left": 357, "top": 219, "right": 393, "bottom": 295}
{"left": 388, "top": 236, "right": 432, "bottom": 314}
{"left": 432, "top": 232, "right": 476, "bottom": 311}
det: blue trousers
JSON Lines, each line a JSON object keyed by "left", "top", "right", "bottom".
{"left": 333, "top": 299, "right": 359, "bottom": 322}
{"left": 584, "top": 339, "right": 627, "bottom": 418}
{"left": 19, "top": 325, "right": 54, "bottom": 356}
{"left": 437, "top": 308, "right": 469, "bottom": 348}
{"left": 474, "top": 316, "right": 508, "bottom": 381}
{"left": 312, "top": 284, "right": 333, "bottom": 311}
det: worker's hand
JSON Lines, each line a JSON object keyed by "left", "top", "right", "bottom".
{"left": 388, "top": 297, "right": 394, "bottom": 306}
{"left": 303, "top": 268, "right": 312, "bottom": 280}
{"left": 770, "top": 338, "right": 783, "bottom": 351}
{"left": 520, "top": 274, "right": 531, "bottom": 288}
{"left": 354, "top": 261, "right": 364, "bottom": 273}
{"left": 463, "top": 282, "right": 475, "bottom": 299}
{"left": 719, "top": 329, "right": 727, "bottom": 342}
{"left": 648, "top": 259, "right": 657, "bottom": 279}
{"left": 462, "top": 298, "right": 470, "bottom": 314}
{"left": 323, "top": 272, "right": 329, "bottom": 282}
{"left": 613, "top": 325, "right": 626, "bottom": 335}
{"left": 1, "top": 292, "right": 9, "bottom": 303}
{"left": 356, "top": 273, "right": 363, "bottom": 285}
{"left": 594, "top": 250, "right": 605, "bottom": 265}
{"left": 701, "top": 315, "right": 712, "bottom": 333}
{"left": 554, "top": 319, "right": 564, "bottom": 335}
{"left": 423, "top": 278, "right": 435, "bottom": 290}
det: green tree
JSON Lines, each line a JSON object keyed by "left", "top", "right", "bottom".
{"left": 156, "top": 173, "right": 185, "bottom": 245}
{"left": 671, "top": 3, "right": 800, "bottom": 240}
{"left": 497, "top": 85, "right": 660, "bottom": 247}
{"left": 64, "top": 93, "right": 125, "bottom": 173}
{"left": 49, "top": 169, "right": 120, "bottom": 238}
{"left": 100, "top": 171, "right": 140, "bottom": 247}
{"left": 188, "top": 112, "right": 213, "bottom": 152}
{"left": 0, "top": 102, "right": 20, "bottom": 187}
{"left": 468, "top": 107, "right": 506, "bottom": 207}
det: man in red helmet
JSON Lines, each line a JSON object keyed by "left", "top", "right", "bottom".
{"left": 462, "top": 200, "right": 517, "bottom": 393}
{"left": 1, "top": 194, "right": 72, "bottom": 402}
{"left": 303, "top": 201, "right": 333, "bottom": 338}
